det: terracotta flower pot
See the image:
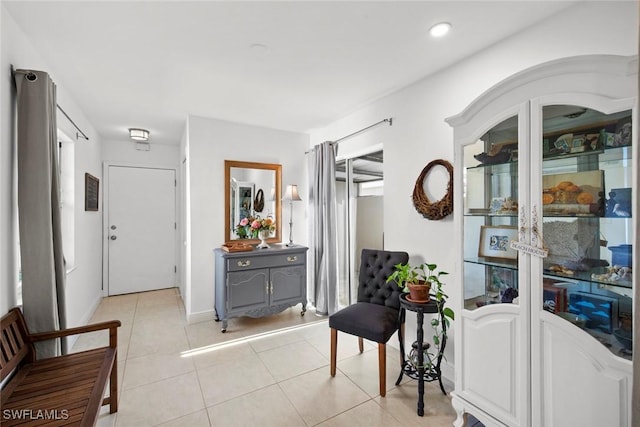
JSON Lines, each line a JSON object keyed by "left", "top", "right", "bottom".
{"left": 408, "top": 281, "right": 431, "bottom": 303}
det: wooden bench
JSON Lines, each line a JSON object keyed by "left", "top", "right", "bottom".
{"left": 1, "top": 307, "right": 121, "bottom": 427}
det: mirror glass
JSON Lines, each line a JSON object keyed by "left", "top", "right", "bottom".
{"left": 225, "top": 160, "right": 282, "bottom": 243}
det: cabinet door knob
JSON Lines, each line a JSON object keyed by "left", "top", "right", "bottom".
{"left": 287, "top": 256, "right": 297, "bottom": 262}
{"left": 237, "top": 260, "right": 251, "bottom": 267}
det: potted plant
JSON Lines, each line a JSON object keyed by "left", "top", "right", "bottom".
{"left": 387, "top": 262, "right": 445, "bottom": 303}
{"left": 387, "top": 261, "right": 455, "bottom": 372}
{"left": 428, "top": 270, "right": 455, "bottom": 371}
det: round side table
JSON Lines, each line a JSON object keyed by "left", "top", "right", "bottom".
{"left": 396, "top": 293, "right": 448, "bottom": 416}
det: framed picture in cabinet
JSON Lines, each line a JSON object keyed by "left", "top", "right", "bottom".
{"left": 478, "top": 225, "right": 518, "bottom": 261}
{"left": 542, "top": 170, "right": 604, "bottom": 216}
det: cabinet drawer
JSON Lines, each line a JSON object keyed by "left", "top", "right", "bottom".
{"left": 227, "top": 253, "right": 305, "bottom": 271}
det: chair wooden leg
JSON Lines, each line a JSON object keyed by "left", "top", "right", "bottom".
{"left": 378, "top": 343, "right": 387, "bottom": 397}
{"left": 358, "top": 336, "right": 364, "bottom": 353}
{"left": 330, "top": 328, "right": 337, "bottom": 377}
{"left": 109, "top": 358, "right": 118, "bottom": 413}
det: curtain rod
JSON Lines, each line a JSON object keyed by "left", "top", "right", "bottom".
{"left": 56, "top": 105, "right": 89, "bottom": 141}
{"left": 12, "top": 66, "right": 89, "bottom": 141}
{"left": 306, "top": 117, "right": 393, "bottom": 154}
{"left": 334, "top": 117, "right": 392, "bottom": 144}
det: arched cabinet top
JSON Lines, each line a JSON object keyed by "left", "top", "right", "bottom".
{"left": 445, "top": 54, "right": 638, "bottom": 140}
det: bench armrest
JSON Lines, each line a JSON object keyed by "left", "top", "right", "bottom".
{"left": 29, "top": 320, "right": 121, "bottom": 348}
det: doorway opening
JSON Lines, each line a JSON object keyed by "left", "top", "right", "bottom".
{"left": 104, "top": 164, "right": 177, "bottom": 296}
{"left": 335, "top": 149, "right": 384, "bottom": 308}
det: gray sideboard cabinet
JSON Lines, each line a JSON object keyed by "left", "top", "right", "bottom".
{"left": 214, "top": 245, "right": 308, "bottom": 332}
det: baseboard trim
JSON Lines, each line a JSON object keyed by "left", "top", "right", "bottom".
{"left": 187, "top": 309, "right": 216, "bottom": 324}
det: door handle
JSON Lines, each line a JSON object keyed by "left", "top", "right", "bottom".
{"left": 110, "top": 235, "right": 117, "bottom": 240}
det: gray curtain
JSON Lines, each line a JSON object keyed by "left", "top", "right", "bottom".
{"left": 307, "top": 141, "right": 339, "bottom": 316}
{"left": 15, "top": 69, "right": 67, "bottom": 357}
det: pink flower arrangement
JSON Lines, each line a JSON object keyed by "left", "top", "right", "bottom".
{"left": 235, "top": 215, "right": 275, "bottom": 239}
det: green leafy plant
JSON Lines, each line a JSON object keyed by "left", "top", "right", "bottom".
{"left": 386, "top": 262, "right": 436, "bottom": 291}
{"left": 429, "top": 272, "right": 455, "bottom": 368}
{"left": 387, "top": 261, "right": 455, "bottom": 371}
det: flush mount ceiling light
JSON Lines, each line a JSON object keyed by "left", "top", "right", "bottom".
{"left": 129, "top": 128, "right": 149, "bottom": 142}
{"left": 429, "top": 22, "right": 451, "bottom": 38}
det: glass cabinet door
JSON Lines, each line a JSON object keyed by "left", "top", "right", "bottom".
{"left": 538, "top": 105, "right": 633, "bottom": 360}
{"left": 463, "top": 115, "right": 521, "bottom": 310}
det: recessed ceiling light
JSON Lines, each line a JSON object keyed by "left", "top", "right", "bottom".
{"left": 429, "top": 22, "right": 451, "bottom": 38}
{"left": 250, "top": 43, "right": 269, "bottom": 54}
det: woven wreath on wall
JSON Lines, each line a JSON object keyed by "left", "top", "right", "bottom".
{"left": 412, "top": 159, "right": 453, "bottom": 220}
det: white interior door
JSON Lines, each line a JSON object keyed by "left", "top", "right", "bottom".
{"left": 107, "top": 165, "right": 176, "bottom": 295}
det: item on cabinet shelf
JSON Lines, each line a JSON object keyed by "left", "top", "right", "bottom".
{"left": 568, "top": 292, "right": 618, "bottom": 333}
{"left": 473, "top": 141, "right": 518, "bottom": 164}
{"left": 608, "top": 244, "right": 632, "bottom": 267}
{"left": 468, "top": 208, "right": 491, "bottom": 214}
{"left": 543, "top": 220, "right": 606, "bottom": 271}
{"left": 478, "top": 225, "right": 519, "bottom": 261}
{"left": 557, "top": 312, "right": 588, "bottom": 329}
{"left": 613, "top": 328, "right": 633, "bottom": 351}
{"left": 591, "top": 265, "right": 632, "bottom": 283}
{"left": 605, "top": 188, "right": 632, "bottom": 217}
{"left": 501, "top": 287, "right": 519, "bottom": 303}
{"left": 489, "top": 197, "right": 518, "bottom": 215}
{"left": 221, "top": 242, "right": 254, "bottom": 252}
{"left": 570, "top": 135, "right": 587, "bottom": 153}
{"left": 412, "top": 159, "right": 454, "bottom": 220}
{"left": 548, "top": 264, "right": 575, "bottom": 275}
{"left": 586, "top": 133, "right": 601, "bottom": 150}
{"left": 553, "top": 133, "right": 573, "bottom": 154}
{"left": 542, "top": 170, "right": 604, "bottom": 216}
{"left": 604, "top": 122, "right": 632, "bottom": 147}
{"left": 542, "top": 281, "right": 568, "bottom": 313}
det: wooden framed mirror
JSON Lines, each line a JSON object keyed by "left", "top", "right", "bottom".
{"left": 224, "top": 160, "right": 282, "bottom": 244}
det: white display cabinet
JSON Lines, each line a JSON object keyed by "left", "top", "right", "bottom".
{"left": 447, "top": 55, "right": 637, "bottom": 427}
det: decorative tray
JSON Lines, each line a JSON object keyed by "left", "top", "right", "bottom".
{"left": 221, "top": 242, "right": 254, "bottom": 253}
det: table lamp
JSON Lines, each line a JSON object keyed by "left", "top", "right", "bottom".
{"left": 282, "top": 184, "right": 302, "bottom": 246}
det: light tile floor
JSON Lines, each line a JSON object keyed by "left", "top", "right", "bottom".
{"left": 73, "top": 288, "right": 457, "bottom": 427}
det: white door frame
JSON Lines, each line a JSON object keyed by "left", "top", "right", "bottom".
{"left": 335, "top": 143, "right": 383, "bottom": 306}
{"left": 102, "top": 161, "right": 179, "bottom": 297}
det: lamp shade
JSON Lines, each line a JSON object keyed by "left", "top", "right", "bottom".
{"left": 282, "top": 184, "right": 302, "bottom": 201}
{"left": 129, "top": 128, "right": 150, "bottom": 141}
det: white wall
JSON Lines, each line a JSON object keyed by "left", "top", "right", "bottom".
{"left": 1, "top": 5, "right": 104, "bottom": 328}
{"left": 308, "top": 1, "right": 638, "bottom": 378}
{"left": 185, "top": 116, "right": 309, "bottom": 320}
{"left": 102, "top": 139, "right": 180, "bottom": 167}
